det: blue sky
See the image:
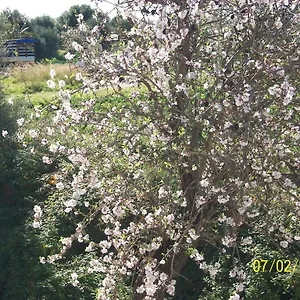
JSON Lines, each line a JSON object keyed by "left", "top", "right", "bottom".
{"left": 0, "top": 0, "right": 114, "bottom": 19}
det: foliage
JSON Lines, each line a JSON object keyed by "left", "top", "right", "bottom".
{"left": 2, "top": 63, "right": 76, "bottom": 94}
{"left": 0, "top": 84, "right": 45, "bottom": 299}
{"left": 57, "top": 5, "right": 96, "bottom": 30}
{"left": 108, "top": 16, "right": 133, "bottom": 33}
{"left": 11, "top": 1, "right": 300, "bottom": 300}
{"left": 31, "top": 16, "right": 60, "bottom": 60}
{"left": 0, "top": 9, "right": 31, "bottom": 39}
{"left": 0, "top": 63, "right": 107, "bottom": 299}
{"left": 0, "top": 13, "right": 14, "bottom": 42}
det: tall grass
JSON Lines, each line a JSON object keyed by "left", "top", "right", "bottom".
{"left": 10, "top": 63, "right": 76, "bottom": 93}
{"left": 2, "top": 62, "right": 145, "bottom": 107}
{"left": 1, "top": 63, "right": 77, "bottom": 106}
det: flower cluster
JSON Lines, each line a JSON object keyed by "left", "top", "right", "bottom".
{"left": 32, "top": 205, "right": 42, "bottom": 228}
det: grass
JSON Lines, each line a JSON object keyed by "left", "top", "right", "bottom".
{"left": 2, "top": 63, "right": 78, "bottom": 96}
{"left": 1, "top": 63, "right": 146, "bottom": 107}
{"left": 2, "top": 63, "right": 79, "bottom": 106}
{"left": 11, "top": 63, "right": 74, "bottom": 84}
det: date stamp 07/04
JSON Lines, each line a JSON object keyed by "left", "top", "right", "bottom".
{"left": 251, "top": 259, "right": 299, "bottom": 273}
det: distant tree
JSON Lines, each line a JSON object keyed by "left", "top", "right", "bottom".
{"left": 0, "top": 13, "right": 13, "bottom": 43}
{"left": 108, "top": 15, "right": 132, "bottom": 33}
{"left": 58, "top": 6, "right": 111, "bottom": 53}
{"left": 0, "top": 9, "right": 31, "bottom": 38}
{"left": 32, "top": 15, "right": 56, "bottom": 29}
{"left": 31, "top": 15, "right": 59, "bottom": 60}
{"left": 57, "top": 4, "right": 96, "bottom": 30}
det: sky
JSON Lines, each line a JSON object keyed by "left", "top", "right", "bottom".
{"left": 0, "top": 0, "right": 114, "bottom": 19}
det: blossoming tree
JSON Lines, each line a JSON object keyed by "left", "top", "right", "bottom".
{"left": 23, "top": 0, "right": 300, "bottom": 299}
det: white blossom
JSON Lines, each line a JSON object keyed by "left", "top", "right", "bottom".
{"left": 200, "top": 179, "right": 209, "bottom": 187}
{"left": 241, "top": 237, "right": 253, "bottom": 245}
{"left": 42, "top": 156, "right": 52, "bottom": 164}
{"left": 59, "top": 80, "right": 66, "bottom": 88}
{"left": 2, "top": 130, "right": 8, "bottom": 137}
{"left": 47, "top": 80, "right": 56, "bottom": 89}
{"left": 75, "top": 72, "right": 83, "bottom": 81}
{"left": 49, "top": 143, "right": 59, "bottom": 153}
{"left": 275, "top": 18, "right": 283, "bottom": 29}
{"left": 158, "top": 186, "right": 169, "bottom": 199}
{"left": 32, "top": 221, "right": 41, "bottom": 228}
{"left": 272, "top": 171, "right": 282, "bottom": 179}
{"left": 17, "top": 118, "right": 25, "bottom": 126}
{"left": 50, "top": 69, "right": 56, "bottom": 79}
{"left": 39, "top": 256, "right": 46, "bottom": 264}
{"left": 229, "top": 293, "right": 240, "bottom": 300}
{"left": 71, "top": 272, "right": 79, "bottom": 286}
{"left": 166, "top": 280, "right": 176, "bottom": 296}
{"left": 65, "top": 52, "right": 75, "bottom": 60}
{"left": 280, "top": 241, "right": 288, "bottom": 248}
{"left": 56, "top": 182, "right": 64, "bottom": 190}
{"left": 178, "top": 10, "right": 188, "bottom": 19}
{"left": 28, "top": 129, "right": 38, "bottom": 138}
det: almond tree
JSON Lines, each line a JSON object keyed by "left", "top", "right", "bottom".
{"left": 24, "top": 1, "right": 299, "bottom": 299}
